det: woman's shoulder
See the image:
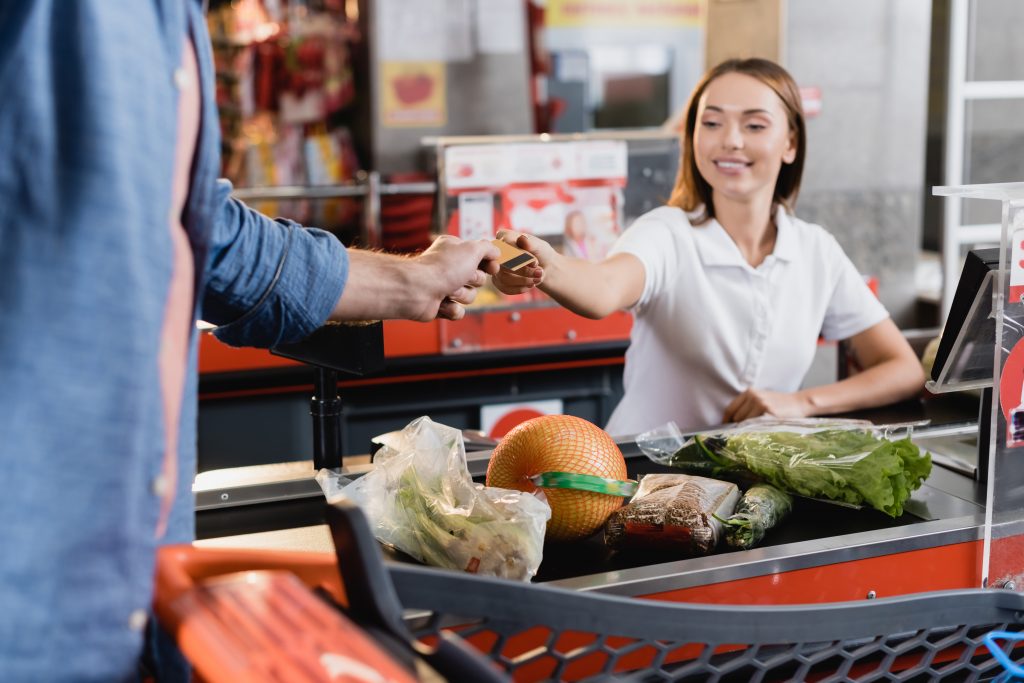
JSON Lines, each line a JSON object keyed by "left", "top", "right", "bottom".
{"left": 782, "top": 211, "right": 845, "bottom": 253}
{"left": 780, "top": 211, "right": 862, "bottom": 281}
{"left": 634, "top": 205, "right": 692, "bottom": 228}
{"left": 622, "top": 206, "right": 698, "bottom": 239}
{"left": 611, "top": 206, "right": 692, "bottom": 260}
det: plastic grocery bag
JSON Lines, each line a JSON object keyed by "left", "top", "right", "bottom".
{"left": 636, "top": 417, "right": 932, "bottom": 518}
{"left": 317, "top": 416, "right": 550, "bottom": 581}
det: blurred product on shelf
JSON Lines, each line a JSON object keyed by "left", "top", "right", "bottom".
{"left": 207, "top": 0, "right": 363, "bottom": 238}
{"left": 380, "top": 171, "right": 435, "bottom": 252}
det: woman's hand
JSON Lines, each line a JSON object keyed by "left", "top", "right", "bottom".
{"left": 722, "top": 388, "right": 812, "bottom": 424}
{"left": 491, "top": 230, "right": 557, "bottom": 295}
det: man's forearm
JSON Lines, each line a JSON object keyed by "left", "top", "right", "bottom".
{"left": 330, "top": 249, "right": 427, "bottom": 321}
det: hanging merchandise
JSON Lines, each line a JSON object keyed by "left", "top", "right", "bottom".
{"left": 207, "top": 0, "right": 363, "bottom": 236}
{"left": 304, "top": 126, "right": 362, "bottom": 228}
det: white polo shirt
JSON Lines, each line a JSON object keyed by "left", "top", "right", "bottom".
{"left": 604, "top": 206, "right": 888, "bottom": 437}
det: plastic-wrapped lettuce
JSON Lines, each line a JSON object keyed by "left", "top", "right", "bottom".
{"left": 717, "top": 484, "right": 792, "bottom": 549}
{"left": 317, "top": 417, "right": 550, "bottom": 581}
{"left": 640, "top": 418, "right": 932, "bottom": 518}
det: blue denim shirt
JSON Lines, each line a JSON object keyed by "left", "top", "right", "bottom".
{"left": 0, "top": 2, "right": 348, "bottom": 679}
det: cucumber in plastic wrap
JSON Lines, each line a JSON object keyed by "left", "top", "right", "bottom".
{"left": 717, "top": 484, "right": 792, "bottom": 550}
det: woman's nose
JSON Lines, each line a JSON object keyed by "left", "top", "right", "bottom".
{"left": 723, "top": 123, "right": 744, "bottom": 150}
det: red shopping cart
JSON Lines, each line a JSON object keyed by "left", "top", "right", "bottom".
{"left": 156, "top": 500, "right": 1024, "bottom": 682}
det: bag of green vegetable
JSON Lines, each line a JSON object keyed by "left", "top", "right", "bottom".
{"left": 637, "top": 418, "right": 932, "bottom": 518}
{"left": 716, "top": 484, "right": 793, "bottom": 550}
{"left": 316, "top": 416, "right": 550, "bottom": 581}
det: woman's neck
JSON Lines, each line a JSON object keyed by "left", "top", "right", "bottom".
{"left": 712, "top": 192, "right": 777, "bottom": 268}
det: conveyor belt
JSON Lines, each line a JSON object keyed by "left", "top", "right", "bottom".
{"left": 194, "top": 421, "right": 993, "bottom": 598}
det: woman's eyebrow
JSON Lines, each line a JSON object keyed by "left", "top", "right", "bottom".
{"left": 703, "top": 105, "right": 774, "bottom": 116}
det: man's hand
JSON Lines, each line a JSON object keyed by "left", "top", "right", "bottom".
{"left": 490, "top": 230, "right": 555, "bottom": 296}
{"left": 722, "top": 388, "right": 813, "bottom": 424}
{"left": 413, "top": 235, "right": 500, "bottom": 321}
{"left": 331, "top": 236, "right": 499, "bottom": 323}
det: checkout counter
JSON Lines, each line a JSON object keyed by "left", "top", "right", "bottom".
{"left": 192, "top": 392, "right": 991, "bottom": 604}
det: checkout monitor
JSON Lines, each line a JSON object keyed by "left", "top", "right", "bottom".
{"left": 930, "top": 247, "right": 999, "bottom": 388}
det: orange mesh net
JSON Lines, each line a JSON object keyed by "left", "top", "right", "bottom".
{"left": 486, "top": 415, "right": 627, "bottom": 542}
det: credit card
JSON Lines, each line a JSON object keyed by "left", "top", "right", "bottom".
{"left": 491, "top": 238, "right": 538, "bottom": 272}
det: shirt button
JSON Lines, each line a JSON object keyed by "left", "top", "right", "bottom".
{"left": 129, "top": 609, "right": 148, "bottom": 632}
{"left": 151, "top": 474, "right": 168, "bottom": 497}
{"left": 173, "top": 67, "right": 190, "bottom": 90}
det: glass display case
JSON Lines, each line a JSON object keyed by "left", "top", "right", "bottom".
{"left": 933, "top": 181, "right": 1024, "bottom": 589}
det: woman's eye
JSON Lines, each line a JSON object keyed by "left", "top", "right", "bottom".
{"left": 746, "top": 123, "right": 766, "bottom": 132}
{"left": 701, "top": 120, "right": 721, "bottom": 129}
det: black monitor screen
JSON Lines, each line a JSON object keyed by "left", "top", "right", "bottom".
{"left": 931, "top": 248, "right": 1000, "bottom": 385}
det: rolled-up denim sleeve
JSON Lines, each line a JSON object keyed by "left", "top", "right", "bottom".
{"left": 202, "top": 180, "right": 349, "bottom": 348}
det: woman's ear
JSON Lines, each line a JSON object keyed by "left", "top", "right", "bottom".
{"left": 782, "top": 131, "right": 797, "bottom": 165}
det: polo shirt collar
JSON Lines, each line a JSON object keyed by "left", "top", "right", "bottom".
{"left": 693, "top": 205, "right": 799, "bottom": 267}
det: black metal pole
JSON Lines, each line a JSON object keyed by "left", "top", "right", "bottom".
{"left": 312, "top": 367, "right": 343, "bottom": 470}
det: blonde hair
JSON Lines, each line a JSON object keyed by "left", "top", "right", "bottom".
{"left": 667, "top": 58, "right": 806, "bottom": 225}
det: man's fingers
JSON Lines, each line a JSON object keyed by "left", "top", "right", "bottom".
{"left": 476, "top": 238, "right": 501, "bottom": 260}
{"left": 437, "top": 299, "right": 464, "bottom": 320}
{"left": 480, "top": 258, "right": 500, "bottom": 276}
{"left": 446, "top": 285, "right": 476, "bottom": 306}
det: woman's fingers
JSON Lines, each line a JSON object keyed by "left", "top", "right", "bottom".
{"left": 723, "top": 390, "right": 752, "bottom": 423}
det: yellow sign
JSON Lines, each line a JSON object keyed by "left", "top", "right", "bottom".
{"left": 546, "top": 0, "right": 703, "bottom": 28}
{"left": 380, "top": 61, "right": 446, "bottom": 129}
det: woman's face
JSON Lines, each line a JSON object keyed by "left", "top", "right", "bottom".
{"left": 565, "top": 212, "right": 586, "bottom": 240}
{"left": 693, "top": 72, "right": 796, "bottom": 206}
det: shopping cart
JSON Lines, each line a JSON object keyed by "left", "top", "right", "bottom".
{"left": 156, "top": 500, "right": 1024, "bottom": 682}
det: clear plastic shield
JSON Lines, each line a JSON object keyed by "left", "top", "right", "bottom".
{"left": 935, "top": 182, "right": 1024, "bottom": 589}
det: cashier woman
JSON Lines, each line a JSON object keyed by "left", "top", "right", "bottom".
{"left": 493, "top": 58, "right": 924, "bottom": 436}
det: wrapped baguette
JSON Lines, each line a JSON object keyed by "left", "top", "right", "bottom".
{"left": 604, "top": 473, "right": 739, "bottom": 554}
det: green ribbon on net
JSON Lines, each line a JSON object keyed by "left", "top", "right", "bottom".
{"left": 531, "top": 471, "right": 638, "bottom": 498}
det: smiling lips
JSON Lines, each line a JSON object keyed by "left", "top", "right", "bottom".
{"left": 713, "top": 158, "right": 753, "bottom": 175}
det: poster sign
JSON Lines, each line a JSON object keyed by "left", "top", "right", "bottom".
{"left": 445, "top": 140, "right": 627, "bottom": 262}
{"left": 457, "top": 192, "right": 495, "bottom": 241}
{"left": 481, "top": 400, "right": 564, "bottom": 439}
{"left": 546, "top": 0, "right": 702, "bottom": 28}
{"left": 800, "top": 86, "right": 823, "bottom": 119}
{"left": 380, "top": 61, "right": 446, "bottom": 128}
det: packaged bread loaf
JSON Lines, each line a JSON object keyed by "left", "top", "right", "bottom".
{"left": 605, "top": 473, "right": 739, "bottom": 554}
